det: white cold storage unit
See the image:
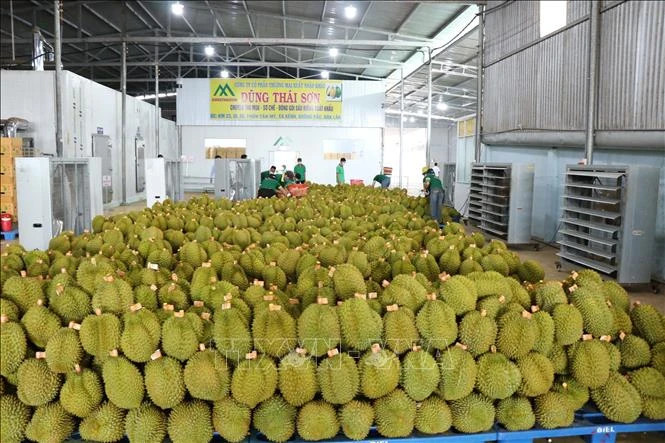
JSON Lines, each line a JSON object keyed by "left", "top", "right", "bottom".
{"left": 145, "top": 158, "right": 184, "bottom": 208}
{"left": 214, "top": 158, "right": 261, "bottom": 201}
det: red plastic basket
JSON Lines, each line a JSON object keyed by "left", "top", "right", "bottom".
{"left": 287, "top": 184, "right": 309, "bottom": 197}
{"left": 350, "top": 179, "right": 364, "bottom": 186}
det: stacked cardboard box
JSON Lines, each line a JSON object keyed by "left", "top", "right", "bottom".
{"left": 0, "top": 138, "right": 21, "bottom": 217}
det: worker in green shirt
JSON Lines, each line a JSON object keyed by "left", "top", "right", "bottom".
{"left": 282, "top": 171, "right": 296, "bottom": 187}
{"left": 372, "top": 173, "right": 391, "bottom": 188}
{"left": 261, "top": 165, "right": 277, "bottom": 181}
{"left": 422, "top": 166, "right": 445, "bottom": 223}
{"left": 294, "top": 158, "right": 306, "bottom": 183}
{"left": 257, "top": 174, "right": 289, "bottom": 198}
{"left": 336, "top": 158, "right": 346, "bottom": 185}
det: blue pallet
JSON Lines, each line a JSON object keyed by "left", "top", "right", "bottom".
{"left": 0, "top": 228, "right": 18, "bottom": 240}
{"left": 575, "top": 403, "right": 605, "bottom": 419}
{"left": 252, "top": 428, "right": 496, "bottom": 443}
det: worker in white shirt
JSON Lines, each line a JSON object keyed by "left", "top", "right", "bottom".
{"left": 432, "top": 162, "right": 441, "bottom": 177}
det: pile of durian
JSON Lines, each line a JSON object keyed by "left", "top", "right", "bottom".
{"left": 1, "top": 185, "right": 664, "bottom": 443}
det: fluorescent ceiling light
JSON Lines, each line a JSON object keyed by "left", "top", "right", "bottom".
{"left": 137, "top": 92, "right": 177, "bottom": 100}
{"left": 409, "top": 116, "right": 415, "bottom": 123}
{"left": 436, "top": 102, "right": 448, "bottom": 111}
{"left": 329, "top": 47, "right": 339, "bottom": 57}
{"left": 220, "top": 70, "right": 229, "bottom": 78}
{"left": 320, "top": 70, "right": 329, "bottom": 79}
{"left": 344, "top": 5, "right": 357, "bottom": 19}
{"left": 171, "top": 2, "right": 184, "bottom": 16}
{"left": 204, "top": 45, "right": 215, "bottom": 57}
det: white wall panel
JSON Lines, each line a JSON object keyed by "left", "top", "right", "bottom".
{"left": 177, "top": 79, "right": 385, "bottom": 128}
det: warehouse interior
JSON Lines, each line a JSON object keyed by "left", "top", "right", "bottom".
{"left": 0, "top": 1, "right": 664, "bottom": 442}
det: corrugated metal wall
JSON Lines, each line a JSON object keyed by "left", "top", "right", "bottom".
{"left": 482, "top": 0, "right": 664, "bottom": 133}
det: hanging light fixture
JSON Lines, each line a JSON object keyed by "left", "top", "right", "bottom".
{"left": 171, "top": 2, "right": 184, "bottom": 16}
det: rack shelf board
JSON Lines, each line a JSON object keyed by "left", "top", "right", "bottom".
{"left": 565, "top": 170, "right": 626, "bottom": 179}
{"left": 565, "top": 182, "right": 621, "bottom": 191}
{"left": 556, "top": 251, "right": 617, "bottom": 274}
{"left": 559, "top": 217, "right": 620, "bottom": 233}
{"left": 558, "top": 240, "right": 617, "bottom": 260}
{"left": 562, "top": 194, "right": 621, "bottom": 205}
{"left": 558, "top": 229, "right": 617, "bottom": 246}
{"left": 563, "top": 206, "right": 621, "bottom": 219}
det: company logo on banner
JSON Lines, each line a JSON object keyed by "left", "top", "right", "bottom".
{"left": 210, "top": 79, "right": 342, "bottom": 121}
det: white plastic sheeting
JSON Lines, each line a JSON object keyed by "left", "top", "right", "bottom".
{"left": 176, "top": 79, "right": 385, "bottom": 128}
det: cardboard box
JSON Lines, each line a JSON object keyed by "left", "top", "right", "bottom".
{"left": 0, "top": 161, "right": 15, "bottom": 176}
{"left": 1, "top": 187, "right": 15, "bottom": 200}
{"left": 0, "top": 173, "right": 15, "bottom": 186}
{"left": 0, "top": 138, "right": 22, "bottom": 156}
{"left": 0, "top": 200, "right": 16, "bottom": 216}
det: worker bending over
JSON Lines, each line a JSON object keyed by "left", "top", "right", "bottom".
{"left": 261, "top": 165, "right": 277, "bottom": 181}
{"left": 422, "top": 166, "right": 445, "bottom": 223}
{"left": 294, "top": 158, "right": 306, "bottom": 183}
{"left": 258, "top": 173, "right": 289, "bottom": 198}
{"left": 372, "top": 173, "right": 391, "bottom": 188}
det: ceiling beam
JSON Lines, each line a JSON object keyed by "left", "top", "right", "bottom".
{"left": 60, "top": 61, "right": 399, "bottom": 69}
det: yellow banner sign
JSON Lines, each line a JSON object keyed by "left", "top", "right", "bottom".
{"left": 210, "top": 79, "right": 342, "bottom": 121}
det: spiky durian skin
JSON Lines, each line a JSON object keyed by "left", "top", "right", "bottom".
{"left": 253, "top": 395, "right": 297, "bottom": 443}
{"left": 551, "top": 377, "right": 589, "bottom": 410}
{"left": 60, "top": 368, "right": 103, "bottom": 418}
{"left": 317, "top": 352, "right": 359, "bottom": 405}
{"left": 517, "top": 260, "right": 545, "bottom": 283}
{"left": 297, "top": 303, "right": 340, "bottom": 357}
{"left": 338, "top": 400, "right": 374, "bottom": 441}
{"left": 628, "top": 367, "right": 665, "bottom": 399}
{"left": 374, "top": 389, "right": 417, "bottom": 438}
{"left": 496, "top": 311, "right": 537, "bottom": 359}
{"left": 603, "top": 281, "right": 630, "bottom": 312}
{"left": 231, "top": 355, "right": 278, "bottom": 408}
{"left": 458, "top": 310, "right": 497, "bottom": 356}
{"left": 571, "top": 339, "right": 610, "bottom": 388}
{"left": 79, "top": 402, "right": 127, "bottom": 443}
{"left": 1, "top": 394, "right": 31, "bottom": 443}
{"left": 25, "top": 401, "right": 75, "bottom": 443}
{"left": 383, "top": 307, "right": 420, "bottom": 355}
{"left": 652, "top": 342, "right": 665, "bottom": 376}
{"left": 124, "top": 402, "right": 167, "bottom": 443}
{"left": 496, "top": 396, "right": 535, "bottom": 431}
{"left": 297, "top": 401, "right": 340, "bottom": 441}
{"left": 534, "top": 391, "right": 574, "bottom": 429}
{"left": 167, "top": 400, "right": 213, "bottom": 443}
{"left": 102, "top": 356, "right": 145, "bottom": 409}
{"left": 450, "top": 393, "right": 495, "bottom": 433}
{"left": 533, "top": 282, "right": 567, "bottom": 312}
{"left": 532, "top": 310, "right": 554, "bottom": 355}
{"left": 21, "top": 303, "right": 61, "bottom": 349}
{"left": 0, "top": 320, "right": 27, "bottom": 376}
{"left": 332, "top": 263, "right": 367, "bottom": 300}
{"left": 515, "top": 351, "right": 554, "bottom": 397}
{"left": 438, "top": 275, "right": 478, "bottom": 316}
{"left": 400, "top": 350, "right": 440, "bottom": 401}
{"left": 552, "top": 303, "right": 583, "bottom": 345}
{"left": 338, "top": 298, "right": 383, "bottom": 351}
{"left": 161, "top": 313, "right": 203, "bottom": 361}
{"left": 45, "top": 327, "right": 83, "bottom": 373}
{"left": 358, "top": 348, "right": 400, "bottom": 399}
{"left": 415, "top": 299, "right": 458, "bottom": 351}
{"left": 213, "top": 307, "right": 252, "bottom": 362}
{"left": 182, "top": 349, "right": 230, "bottom": 401}
{"left": 475, "top": 352, "right": 522, "bottom": 400}
{"left": 212, "top": 397, "right": 251, "bottom": 442}
{"left": 80, "top": 313, "right": 122, "bottom": 358}
{"left": 121, "top": 309, "right": 161, "bottom": 363}
{"left": 17, "top": 358, "right": 62, "bottom": 406}
{"left": 414, "top": 395, "right": 452, "bottom": 434}
{"left": 571, "top": 288, "right": 614, "bottom": 337}
{"left": 278, "top": 351, "right": 318, "bottom": 407}
{"left": 144, "top": 356, "right": 186, "bottom": 409}
{"left": 438, "top": 346, "right": 477, "bottom": 400}
{"left": 590, "top": 371, "right": 642, "bottom": 423}
{"left": 252, "top": 307, "right": 298, "bottom": 358}
{"left": 618, "top": 335, "right": 652, "bottom": 369}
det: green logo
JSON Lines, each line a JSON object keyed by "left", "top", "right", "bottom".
{"left": 213, "top": 84, "right": 235, "bottom": 97}
{"left": 273, "top": 136, "right": 293, "bottom": 147}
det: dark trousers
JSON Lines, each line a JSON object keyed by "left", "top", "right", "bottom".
{"left": 258, "top": 188, "right": 276, "bottom": 198}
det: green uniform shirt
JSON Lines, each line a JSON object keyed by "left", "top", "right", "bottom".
{"left": 261, "top": 170, "right": 272, "bottom": 181}
{"left": 283, "top": 178, "right": 296, "bottom": 187}
{"left": 259, "top": 177, "right": 281, "bottom": 190}
{"left": 294, "top": 164, "right": 306, "bottom": 181}
{"left": 373, "top": 174, "right": 388, "bottom": 182}
{"left": 424, "top": 174, "right": 444, "bottom": 190}
{"left": 336, "top": 164, "right": 345, "bottom": 183}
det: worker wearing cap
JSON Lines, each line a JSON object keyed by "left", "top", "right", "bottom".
{"left": 372, "top": 173, "right": 391, "bottom": 188}
{"left": 258, "top": 173, "right": 289, "bottom": 198}
{"left": 336, "top": 158, "right": 346, "bottom": 185}
{"left": 422, "top": 166, "right": 445, "bottom": 223}
{"left": 294, "top": 158, "right": 306, "bottom": 183}
{"left": 261, "top": 165, "right": 277, "bottom": 181}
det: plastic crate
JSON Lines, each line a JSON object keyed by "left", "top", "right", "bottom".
{"left": 288, "top": 184, "right": 309, "bottom": 197}
{"left": 350, "top": 179, "right": 364, "bottom": 186}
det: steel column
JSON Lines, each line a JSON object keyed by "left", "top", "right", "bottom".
{"left": 121, "top": 40, "right": 127, "bottom": 204}
{"left": 585, "top": 0, "right": 601, "bottom": 165}
{"left": 399, "top": 68, "right": 404, "bottom": 188}
{"left": 155, "top": 64, "right": 160, "bottom": 156}
{"left": 426, "top": 60, "right": 432, "bottom": 165}
{"left": 474, "top": 4, "right": 484, "bottom": 162}
{"left": 54, "top": 0, "right": 63, "bottom": 157}
{"left": 9, "top": 0, "right": 15, "bottom": 61}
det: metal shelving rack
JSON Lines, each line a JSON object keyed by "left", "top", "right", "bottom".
{"left": 468, "top": 162, "right": 534, "bottom": 244}
{"left": 556, "top": 164, "right": 659, "bottom": 284}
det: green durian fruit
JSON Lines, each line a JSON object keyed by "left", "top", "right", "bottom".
{"left": 297, "top": 401, "right": 340, "bottom": 441}
{"left": 628, "top": 367, "right": 665, "bottom": 399}
{"left": 383, "top": 306, "right": 419, "bottom": 355}
{"left": 339, "top": 400, "right": 374, "bottom": 440}
{"left": 338, "top": 298, "right": 382, "bottom": 351}
{"left": 183, "top": 348, "right": 230, "bottom": 401}
{"left": 144, "top": 354, "right": 186, "bottom": 409}
{"left": 317, "top": 352, "right": 359, "bottom": 405}
{"left": 25, "top": 402, "right": 75, "bottom": 443}
{"left": 91, "top": 274, "right": 134, "bottom": 314}
{"left": 458, "top": 309, "right": 497, "bottom": 356}
{"left": 496, "top": 396, "right": 535, "bottom": 431}
{"left": 533, "top": 282, "right": 567, "bottom": 312}
{"left": 80, "top": 312, "right": 122, "bottom": 358}
{"left": 551, "top": 376, "right": 589, "bottom": 410}
{"left": 603, "top": 280, "right": 630, "bottom": 312}
{"left": 79, "top": 402, "right": 127, "bottom": 442}
{"left": 374, "top": 389, "right": 416, "bottom": 438}
{"left": 533, "top": 391, "right": 574, "bottom": 429}
{"left": 212, "top": 397, "right": 251, "bottom": 443}
{"left": 531, "top": 309, "right": 555, "bottom": 355}
{"left": 278, "top": 351, "right": 318, "bottom": 407}
{"left": 496, "top": 310, "right": 537, "bottom": 359}
{"left": 570, "top": 287, "right": 614, "bottom": 337}
{"left": 517, "top": 260, "right": 545, "bottom": 283}
{"left": 48, "top": 284, "right": 90, "bottom": 323}
{"left": 476, "top": 349, "right": 522, "bottom": 399}
{"left": 0, "top": 298, "right": 21, "bottom": 322}
{"left": 297, "top": 302, "right": 340, "bottom": 357}
{"left": 611, "top": 305, "right": 633, "bottom": 335}
{"left": 0, "top": 395, "right": 31, "bottom": 443}
{"left": 124, "top": 402, "right": 167, "bottom": 443}
{"left": 60, "top": 368, "right": 103, "bottom": 418}
{"left": 450, "top": 393, "right": 495, "bottom": 433}
{"left": 17, "top": 358, "right": 61, "bottom": 406}
{"left": 438, "top": 275, "right": 477, "bottom": 316}
{"left": 439, "top": 247, "right": 461, "bottom": 275}
{"left": 120, "top": 307, "right": 161, "bottom": 363}
{"left": 358, "top": 345, "right": 400, "bottom": 399}
{"left": 415, "top": 296, "right": 458, "bottom": 351}
{"left": 401, "top": 348, "right": 440, "bottom": 401}
{"left": 21, "top": 300, "right": 61, "bottom": 348}
{"left": 167, "top": 400, "right": 213, "bottom": 443}
{"left": 630, "top": 302, "right": 665, "bottom": 345}
{"left": 414, "top": 395, "right": 452, "bottom": 434}
{"left": 653, "top": 342, "right": 665, "bottom": 376}
{"left": 618, "top": 334, "right": 652, "bottom": 369}
{"left": 332, "top": 263, "right": 367, "bottom": 300}
{"left": 253, "top": 395, "right": 297, "bottom": 443}
{"left": 231, "top": 354, "right": 278, "bottom": 408}
{"left": 591, "top": 371, "right": 642, "bottom": 423}
{"left": 2, "top": 275, "right": 44, "bottom": 313}
{"left": 438, "top": 345, "right": 477, "bottom": 401}
{"left": 0, "top": 317, "right": 27, "bottom": 376}
{"left": 45, "top": 327, "right": 83, "bottom": 373}
{"left": 102, "top": 354, "right": 145, "bottom": 409}
{"left": 213, "top": 305, "right": 252, "bottom": 363}
{"left": 642, "top": 397, "right": 665, "bottom": 420}
{"left": 516, "top": 351, "right": 554, "bottom": 397}
{"left": 571, "top": 339, "right": 610, "bottom": 388}
{"left": 161, "top": 311, "right": 203, "bottom": 361}
{"left": 552, "top": 303, "right": 583, "bottom": 345}
{"left": 252, "top": 304, "right": 297, "bottom": 358}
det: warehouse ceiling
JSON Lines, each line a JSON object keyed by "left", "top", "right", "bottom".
{"left": 0, "top": 1, "right": 481, "bottom": 120}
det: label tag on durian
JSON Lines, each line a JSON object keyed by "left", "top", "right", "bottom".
{"left": 202, "top": 262, "right": 212, "bottom": 268}
{"left": 455, "top": 342, "right": 468, "bottom": 350}
{"left": 68, "top": 321, "right": 81, "bottom": 330}
{"left": 600, "top": 335, "right": 612, "bottom": 342}
{"left": 268, "top": 303, "right": 282, "bottom": 311}
{"left": 382, "top": 280, "right": 390, "bottom": 288}
{"left": 151, "top": 349, "right": 162, "bottom": 360}
{"left": 289, "top": 298, "right": 300, "bottom": 305}
{"left": 109, "top": 349, "right": 119, "bottom": 357}
{"left": 163, "top": 304, "right": 174, "bottom": 312}
{"left": 371, "top": 343, "right": 382, "bottom": 353}
{"left": 194, "top": 300, "right": 205, "bottom": 307}
{"left": 412, "top": 345, "right": 421, "bottom": 352}
{"left": 74, "top": 363, "right": 81, "bottom": 373}
{"left": 245, "top": 351, "right": 258, "bottom": 360}
{"left": 386, "top": 304, "right": 399, "bottom": 312}
{"left": 224, "top": 294, "right": 233, "bottom": 302}
{"left": 296, "top": 347, "right": 308, "bottom": 356}
{"left": 174, "top": 310, "right": 185, "bottom": 318}
{"left": 0, "top": 314, "right": 7, "bottom": 324}
{"left": 354, "top": 293, "right": 367, "bottom": 300}
{"left": 439, "top": 273, "right": 451, "bottom": 282}
{"left": 328, "top": 267, "right": 336, "bottom": 277}
{"left": 103, "top": 275, "right": 114, "bottom": 283}
{"left": 147, "top": 262, "right": 159, "bottom": 270}
{"left": 571, "top": 271, "right": 579, "bottom": 280}
{"left": 94, "top": 308, "right": 102, "bottom": 316}
{"left": 531, "top": 305, "right": 540, "bottom": 313}
{"left": 368, "top": 292, "right": 378, "bottom": 299}
{"left": 317, "top": 297, "right": 329, "bottom": 305}
{"left": 201, "top": 312, "right": 211, "bottom": 321}
{"left": 327, "top": 348, "right": 339, "bottom": 357}
{"left": 619, "top": 331, "right": 627, "bottom": 340}
{"left": 521, "top": 310, "right": 532, "bottom": 319}
{"left": 426, "top": 293, "right": 437, "bottom": 301}
{"left": 199, "top": 343, "right": 206, "bottom": 351}
{"left": 582, "top": 334, "right": 593, "bottom": 341}
{"left": 337, "top": 301, "right": 343, "bottom": 306}
{"left": 221, "top": 302, "right": 232, "bottom": 310}
{"left": 130, "top": 303, "right": 143, "bottom": 312}
{"left": 171, "top": 273, "right": 179, "bottom": 282}
{"left": 150, "top": 284, "right": 158, "bottom": 291}
{"left": 317, "top": 281, "right": 324, "bottom": 288}
{"left": 263, "top": 295, "right": 274, "bottom": 301}
{"left": 36, "top": 351, "right": 46, "bottom": 359}
{"left": 60, "top": 267, "right": 67, "bottom": 274}
{"left": 569, "top": 284, "right": 578, "bottom": 293}
{"left": 480, "top": 309, "right": 487, "bottom": 317}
